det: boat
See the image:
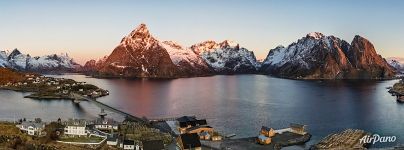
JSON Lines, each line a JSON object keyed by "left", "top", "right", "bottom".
{"left": 225, "top": 133, "right": 236, "bottom": 138}
{"left": 73, "top": 99, "right": 80, "bottom": 104}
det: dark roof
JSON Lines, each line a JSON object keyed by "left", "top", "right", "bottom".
{"left": 177, "top": 116, "right": 196, "bottom": 123}
{"left": 261, "top": 126, "right": 271, "bottom": 131}
{"left": 107, "top": 134, "right": 118, "bottom": 141}
{"left": 107, "top": 136, "right": 117, "bottom": 141}
{"left": 142, "top": 140, "right": 164, "bottom": 150}
{"left": 179, "top": 122, "right": 188, "bottom": 128}
{"left": 178, "top": 117, "right": 207, "bottom": 128}
{"left": 179, "top": 133, "right": 201, "bottom": 149}
{"left": 196, "top": 119, "right": 207, "bottom": 126}
{"left": 123, "top": 140, "right": 135, "bottom": 145}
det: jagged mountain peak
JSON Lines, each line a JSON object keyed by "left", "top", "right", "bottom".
{"left": 191, "top": 40, "right": 242, "bottom": 55}
{"left": 8, "top": 48, "right": 23, "bottom": 60}
{"left": 261, "top": 33, "right": 395, "bottom": 79}
{"left": 162, "top": 41, "right": 184, "bottom": 50}
{"left": 120, "top": 23, "right": 156, "bottom": 47}
{"left": 307, "top": 32, "right": 325, "bottom": 39}
{"left": 219, "top": 40, "right": 239, "bottom": 49}
{"left": 132, "top": 23, "right": 149, "bottom": 35}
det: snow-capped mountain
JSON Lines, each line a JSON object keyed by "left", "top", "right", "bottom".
{"left": 99, "top": 24, "right": 181, "bottom": 78}
{"left": 7, "top": 49, "right": 28, "bottom": 70}
{"left": 161, "top": 41, "right": 212, "bottom": 76}
{"left": 82, "top": 55, "right": 108, "bottom": 74}
{"left": 261, "top": 32, "right": 396, "bottom": 79}
{"left": 1, "top": 49, "right": 77, "bottom": 73}
{"left": 387, "top": 58, "right": 403, "bottom": 72}
{"left": 190, "top": 40, "right": 259, "bottom": 74}
{"left": 0, "top": 51, "right": 10, "bottom": 67}
{"left": 89, "top": 23, "right": 260, "bottom": 78}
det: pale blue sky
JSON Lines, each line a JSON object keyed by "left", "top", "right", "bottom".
{"left": 0, "top": 0, "right": 403, "bottom": 64}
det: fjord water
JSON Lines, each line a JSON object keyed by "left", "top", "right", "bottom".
{"left": 0, "top": 74, "right": 402, "bottom": 148}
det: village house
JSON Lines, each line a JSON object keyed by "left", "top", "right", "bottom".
{"left": 256, "top": 126, "right": 275, "bottom": 145}
{"left": 106, "top": 135, "right": 118, "bottom": 146}
{"left": 177, "top": 116, "right": 208, "bottom": 134}
{"left": 199, "top": 132, "right": 211, "bottom": 140}
{"left": 290, "top": 123, "right": 307, "bottom": 135}
{"left": 211, "top": 135, "right": 222, "bottom": 141}
{"left": 186, "top": 125, "right": 213, "bottom": 134}
{"left": 64, "top": 119, "right": 88, "bottom": 137}
{"left": 93, "top": 118, "right": 119, "bottom": 131}
{"left": 16, "top": 118, "right": 45, "bottom": 136}
{"left": 260, "top": 126, "right": 276, "bottom": 137}
{"left": 257, "top": 134, "right": 272, "bottom": 145}
{"left": 62, "top": 90, "right": 69, "bottom": 94}
{"left": 119, "top": 139, "right": 136, "bottom": 150}
{"left": 177, "top": 133, "right": 202, "bottom": 150}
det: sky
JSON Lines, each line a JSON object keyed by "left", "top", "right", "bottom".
{"left": 0, "top": 0, "right": 403, "bottom": 64}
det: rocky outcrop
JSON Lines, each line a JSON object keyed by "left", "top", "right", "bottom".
{"left": 260, "top": 32, "right": 396, "bottom": 79}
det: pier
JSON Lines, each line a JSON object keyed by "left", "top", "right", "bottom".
{"left": 71, "top": 93, "right": 147, "bottom": 123}
{"left": 311, "top": 129, "right": 369, "bottom": 150}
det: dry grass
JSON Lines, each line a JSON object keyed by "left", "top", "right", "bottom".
{"left": 0, "top": 68, "right": 25, "bottom": 85}
{"left": 393, "top": 80, "right": 404, "bottom": 94}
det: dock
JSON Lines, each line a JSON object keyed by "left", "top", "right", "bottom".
{"left": 311, "top": 129, "right": 369, "bottom": 150}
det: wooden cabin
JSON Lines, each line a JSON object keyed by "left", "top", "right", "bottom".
{"left": 177, "top": 133, "right": 202, "bottom": 150}
{"left": 290, "top": 123, "right": 307, "bottom": 135}
{"left": 257, "top": 135, "right": 271, "bottom": 145}
{"left": 260, "top": 126, "right": 276, "bottom": 137}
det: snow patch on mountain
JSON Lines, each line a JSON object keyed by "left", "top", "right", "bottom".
{"left": 161, "top": 41, "right": 207, "bottom": 67}
{"left": 262, "top": 33, "right": 347, "bottom": 69}
{"left": 191, "top": 40, "right": 259, "bottom": 73}
{"left": 27, "top": 53, "right": 75, "bottom": 70}
{"left": 2, "top": 49, "right": 76, "bottom": 72}
{"left": 387, "top": 58, "right": 403, "bottom": 71}
{"left": 0, "top": 51, "right": 9, "bottom": 67}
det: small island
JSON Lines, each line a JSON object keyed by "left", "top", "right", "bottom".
{"left": 389, "top": 79, "right": 404, "bottom": 102}
{"left": 0, "top": 68, "right": 108, "bottom": 100}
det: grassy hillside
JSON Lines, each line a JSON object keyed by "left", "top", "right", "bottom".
{"left": 0, "top": 68, "right": 26, "bottom": 85}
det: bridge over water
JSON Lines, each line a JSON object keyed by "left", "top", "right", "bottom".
{"left": 70, "top": 93, "right": 177, "bottom": 136}
{"left": 71, "top": 93, "right": 147, "bottom": 123}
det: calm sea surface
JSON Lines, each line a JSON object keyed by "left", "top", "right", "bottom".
{"left": 0, "top": 74, "right": 402, "bottom": 148}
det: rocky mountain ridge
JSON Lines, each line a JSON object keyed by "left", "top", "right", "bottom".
{"left": 260, "top": 32, "right": 396, "bottom": 79}
{"left": 81, "top": 24, "right": 397, "bottom": 79}
{"left": 0, "top": 49, "right": 78, "bottom": 73}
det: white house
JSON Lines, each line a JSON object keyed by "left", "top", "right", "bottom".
{"left": 120, "top": 140, "right": 135, "bottom": 150}
{"left": 64, "top": 119, "right": 87, "bottom": 137}
{"left": 16, "top": 120, "right": 45, "bottom": 136}
{"left": 106, "top": 136, "right": 118, "bottom": 146}
{"left": 93, "top": 118, "right": 119, "bottom": 131}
